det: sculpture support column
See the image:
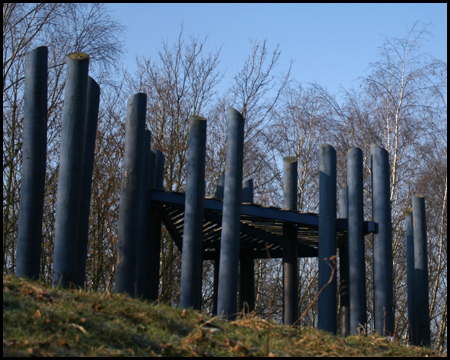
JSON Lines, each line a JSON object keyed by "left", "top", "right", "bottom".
{"left": 318, "top": 144, "right": 337, "bottom": 334}
{"left": 76, "top": 77, "right": 100, "bottom": 288}
{"left": 347, "top": 147, "right": 366, "bottom": 334}
{"left": 53, "top": 52, "right": 89, "bottom": 288}
{"left": 412, "top": 195, "right": 430, "bottom": 346}
{"left": 371, "top": 145, "right": 394, "bottom": 336}
{"left": 136, "top": 130, "right": 151, "bottom": 299}
{"left": 147, "top": 150, "right": 165, "bottom": 301}
{"left": 180, "top": 116, "right": 207, "bottom": 310}
{"left": 338, "top": 187, "right": 350, "bottom": 337}
{"left": 217, "top": 108, "right": 245, "bottom": 320}
{"left": 405, "top": 208, "right": 416, "bottom": 345}
{"left": 114, "top": 93, "right": 147, "bottom": 296}
{"left": 239, "top": 179, "right": 255, "bottom": 314}
{"left": 16, "top": 46, "right": 48, "bottom": 280}
{"left": 282, "top": 157, "right": 298, "bottom": 325}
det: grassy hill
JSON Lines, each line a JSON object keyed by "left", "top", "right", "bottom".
{"left": 3, "top": 274, "right": 444, "bottom": 357}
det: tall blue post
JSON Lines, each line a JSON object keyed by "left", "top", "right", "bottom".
{"left": 114, "top": 93, "right": 147, "bottom": 296}
{"left": 347, "top": 147, "right": 367, "bottom": 334}
{"left": 53, "top": 52, "right": 89, "bottom": 288}
{"left": 405, "top": 208, "right": 417, "bottom": 345}
{"left": 215, "top": 173, "right": 225, "bottom": 199}
{"left": 180, "top": 116, "right": 207, "bottom": 310}
{"left": 135, "top": 130, "right": 151, "bottom": 298}
{"left": 283, "top": 157, "right": 298, "bottom": 325}
{"left": 146, "top": 149, "right": 165, "bottom": 301}
{"left": 213, "top": 173, "right": 225, "bottom": 315}
{"left": 318, "top": 144, "right": 337, "bottom": 334}
{"left": 16, "top": 46, "right": 48, "bottom": 280}
{"left": 371, "top": 145, "right": 394, "bottom": 336}
{"left": 217, "top": 107, "right": 245, "bottom": 320}
{"left": 151, "top": 150, "right": 165, "bottom": 190}
{"left": 239, "top": 179, "right": 255, "bottom": 313}
{"left": 412, "top": 195, "right": 430, "bottom": 346}
{"left": 77, "top": 76, "right": 100, "bottom": 288}
{"left": 338, "top": 187, "right": 350, "bottom": 337}
{"left": 241, "top": 179, "right": 253, "bottom": 203}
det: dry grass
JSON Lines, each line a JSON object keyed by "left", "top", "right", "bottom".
{"left": 3, "top": 274, "right": 445, "bottom": 357}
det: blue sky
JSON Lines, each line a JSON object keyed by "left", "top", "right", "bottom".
{"left": 108, "top": 3, "right": 447, "bottom": 96}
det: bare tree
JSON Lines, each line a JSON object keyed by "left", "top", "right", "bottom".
{"left": 229, "top": 39, "right": 292, "bottom": 202}
{"left": 267, "top": 82, "right": 332, "bottom": 326}
{"left": 269, "top": 83, "right": 331, "bottom": 211}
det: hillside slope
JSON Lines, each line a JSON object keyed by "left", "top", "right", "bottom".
{"left": 3, "top": 275, "right": 444, "bottom": 357}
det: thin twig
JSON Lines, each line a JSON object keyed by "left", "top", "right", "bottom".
{"left": 292, "top": 256, "right": 337, "bottom": 327}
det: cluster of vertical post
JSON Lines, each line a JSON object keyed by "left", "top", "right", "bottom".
{"left": 15, "top": 46, "right": 431, "bottom": 348}
{"left": 114, "top": 94, "right": 165, "bottom": 299}
{"left": 51, "top": 53, "right": 101, "bottom": 288}
{"left": 15, "top": 48, "right": 101, "bottom": 288}
{"left": 336, "top": 146, "right": 394, "bottom": 336}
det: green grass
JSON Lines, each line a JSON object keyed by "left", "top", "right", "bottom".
{"left": 3, "top": 274, "right": 445, "bottom": 357}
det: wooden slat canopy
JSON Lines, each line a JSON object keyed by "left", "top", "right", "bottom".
{"left": 149, "top": 189, "right": 376, "bottom": 259}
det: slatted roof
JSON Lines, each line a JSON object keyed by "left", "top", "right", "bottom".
{"left": 149, "top": 189, "right": 376, "bottom": 259}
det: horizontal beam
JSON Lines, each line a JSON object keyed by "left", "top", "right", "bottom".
{"left": 149, "top": 189, "right": 375, "bottom": 234}
{"left": 202, "top": 248, "right": 299, "bottom": 260}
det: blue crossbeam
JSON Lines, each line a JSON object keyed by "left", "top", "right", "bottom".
{"left": 149, "top": 189, "right": 375, "bottom": 234}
